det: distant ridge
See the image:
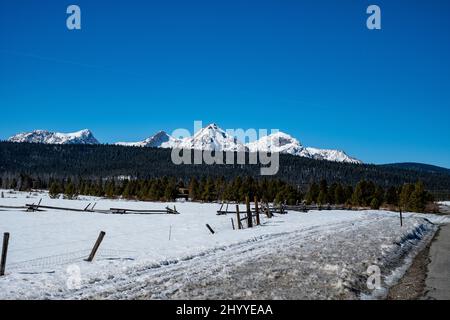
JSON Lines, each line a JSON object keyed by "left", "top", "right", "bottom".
{"left": 113, "top": 123, "right": 362, "bottom": 164}
{"left": 10, "top": 124, "right": 361, "bottom": 164}
{"left": 381, "top": 162, "right": 450, "bottom": 175}
{"left": 8, "top": 129, "right": 99, "bottom": 145}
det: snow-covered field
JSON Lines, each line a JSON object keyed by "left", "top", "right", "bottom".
{"left": 0, "top": 190, "right": 449, "bottom": 300}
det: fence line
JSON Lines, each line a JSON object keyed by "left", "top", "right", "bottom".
{"left": 7, "top": 248, "right": 138, "bottom": 273}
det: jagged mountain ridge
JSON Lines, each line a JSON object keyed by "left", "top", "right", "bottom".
{"left": 116, "top": 131, "right": 180, "bottom": 148}
{"left": 8, "top": 129, "right": 99, "bottom": 145}
{"left": 8, "top": 124, "right": 362, "bottom": 164}
{"left": 115, "top": 123, "right": 361, "bottom": 164}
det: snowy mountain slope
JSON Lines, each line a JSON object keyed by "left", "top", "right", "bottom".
{"left": 304, "top": 147, "right": 362, "bottom": 164}
{"left": 7, "top": 124, "right": 361, "bottom": 163}
{"left": 246, "top": 131, "right": 306, "bottom": 156}
{"left": 246, "top": 131, "right": 362, "bottom": 164}
{"left": 177, "top": 123, "right": 247, "bottom": 152}
{"left": 115, "top": 125, "right": 245, "bottom": 151}
{"left": 116, "top": 124, "right": 360, "bottom": 163}
{"left": 8, "top": 129, "right": 99, "bottom": 145}
{"left": 116, "top": 131, "right": 180, "bottom": 148}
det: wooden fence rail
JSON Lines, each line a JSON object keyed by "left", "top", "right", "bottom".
{"left": 21, "top": 203, "right": 180, "bottom": 215}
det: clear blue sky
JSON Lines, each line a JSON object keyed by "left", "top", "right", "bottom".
{"left": 1, "top": 0, "right": 449, "bottom": 167}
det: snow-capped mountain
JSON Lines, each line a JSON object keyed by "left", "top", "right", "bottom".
{"left": 8, "top": 129, "right": 99, "bottom": 145}
{"left": 303, "top": 147, "right": 361, "bottom": 164}
{"left": 117, "top": 124, "right": 247, "bottom": 152}
{"left": 116, "top": 131, "right": 180, "bottom": 148}
{"left": 246, "top": 131, "right": 305, "bottom": 156}
{"left": 7, "top": 124, "right": 362, "bottom": 164}
{"left": 177, "top": 123, "right": 247, "bottom": 152}
{"left": 246, "top": 131, "right": 361, "bottom": 164}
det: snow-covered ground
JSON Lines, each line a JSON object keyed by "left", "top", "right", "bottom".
{"left": 0, "top": 190, "right": 449, "bottom": 300}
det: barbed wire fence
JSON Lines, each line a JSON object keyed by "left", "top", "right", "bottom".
{"left": 0, "top": 192, "right": 189, "bottom": 275}
{"left": 6, "top": 248, "right": 138, "bottom": 274}
{"left": 0, "top": 225, "right": 164, "bottom": 275}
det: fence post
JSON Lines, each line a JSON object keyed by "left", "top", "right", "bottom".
{"left": 0, "top": 232, "right": 9, "bottom": 277}
{"left": 231, "top": 218, "right": 235, "bottom": 230}
{"left": 265, "top": 202, "right": 272, "bottom": 218}
{"left": 206, "top": 224, "right": 215, "bottom": 234}
{"left": 1, "top": 233, "right": 10, "bottom": 276}
{"left": 254, "top": 196, "right": 260, "bottom": 226}
{"left": 86, "top": 231, "right": 106, "bottom": 262}
{"left": 246, "top": 196, "right": 253, "bottom": 228}
{"left": 399, "top": 208, "right": 403, "bottom": 227}
{"left": 236, "top": 205, "right": 242, "bottom": 229}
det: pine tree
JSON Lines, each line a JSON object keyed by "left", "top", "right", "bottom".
{"left": 317, "top": 189, "right": 328, "bottom": 205}
{"left": 328, "top": 183, "right": 337, "bottom": 205}
{"left": 399, "top": 183, "right": 414, "bottom": 211}
{"left": 275, "top": 190, "right": 285, "bottom": 205}
{"left": 64, "top": 180, "right": 76, "bottom": 200}
{"left": 10, "top": 178, "right": 17, "bottom": 190}
{"left": 105, "top": 180, "right": 116, "bottom": 198}
{"left": 148, "top": 179, "right": 163, "bottom": 201}
{"left": 188, "top": 177, "right": 200, "bottom": 201}
{"left": 305, "top": 182, "right": 319, "bottom": 205}
{"left": 409, "top": 181, "right": 426, "bottom": 212}
{"left": 215, "top": 176, "right": 226, "bottom": 200}
{"left": 137, "top": 180, "right": 149, "bottom": 200}
{"left": 385, "top": 186, "right": 399, "bottom": 205}
{"left": 344, "top": 185, "right": 354, "bottom": 205}
{"left": 334, "top": 183, "right": 346, "bottom": 204}
{"left": 373, "top": 186, "right": 385, "bottom": 206}
{"left": 352, "top": 181, "right": 364, "bottom": 206}
{"left": 202, "top": 178, "right": 216, "bottom": 202}
{"left": 49, "top": 181, "right": 61, "bottom": 199}
{"left": 122, "top": 180, "right": 133, "bottom": 199}
{"left": 370, "top": 197, "right": 381, "bottom": 209}
{"left": 163, "top": 179, "right": 178, "bottom": 201}
{"left": 364, "top": 181, "right": 376, "bottom": 206}
{"left": 318, "top": 179, "right": 328, "bottom": 204}
{"left": 82, "top": 181, "right": 91, "bottom": 196}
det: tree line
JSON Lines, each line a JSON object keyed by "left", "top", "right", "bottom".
{"left": 24, "top": 176, "right": 433, "bottom": 213}
{"left": 1, "top": 142, "right": 450, "bottom": 197}
{"left": 304, "top": 179, "right": 433, "bottom": 212}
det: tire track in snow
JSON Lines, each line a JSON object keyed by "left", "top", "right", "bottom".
{"left": 60, "top": 217, "right": 379, "bottom": 300}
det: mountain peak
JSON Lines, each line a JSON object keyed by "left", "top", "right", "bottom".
{"left": 246, "top": 131, "right": 304, "bottom": 155}
{"left": 8, "top": 129, "right": 99, "bottom": 145}
{"left": 115, "top": 130, "right": 180, "bottom": 148}
{"left": 182, "top": 123, "right": 245, "bottom": 152}
{"left": 77, "top": 129, "right": 93, "bottom": 135}
{"left": 7, "top": 124, "right": 362, "bottom": 164}
{"left": 205, "top": 123, "right": 219, "bottom": 130}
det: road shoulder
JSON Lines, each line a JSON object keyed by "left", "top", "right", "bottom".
{"left": 387, "top": 233, "right": 432, "bottom": 300}
{"left": 424, "top": 224, "right": 450, "bottom": 300}
{"left": 388, "top": 223, "right": 450, "bottom": 300}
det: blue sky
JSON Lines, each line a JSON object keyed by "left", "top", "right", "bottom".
{"left": 1, "top": 0, "right": 450, "bottom": 167}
